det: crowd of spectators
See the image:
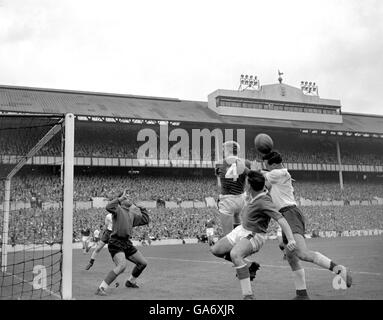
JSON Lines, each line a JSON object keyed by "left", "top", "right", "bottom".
{"left": 0, "top": 172, "right": 381, "bottom": 203}
{"left": 303, "top": 205, "right": 383, "bottom": 233}
{"left": 1, "top": 204, "right": 382, "bottom": 245}
{"left": 1, "top": 123, "right": 383, "bottom": 166}
{"left": 293, "top": 181, "right": 383, "bottom": 202}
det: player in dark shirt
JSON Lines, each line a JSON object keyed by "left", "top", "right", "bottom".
{"left": 215, "top": 141, "right": 251, "bottom": 236}
{"left": 95, "top": 189, "right": 150, "bottom": 296}
{"left": 80, "top": 227, "right": 91, "bottom": 254}
{"left": 211, "top": 170, "right": 297, "bottom": 300}
{"left": 215, "top": 141, "right": 261, "bottom": 277}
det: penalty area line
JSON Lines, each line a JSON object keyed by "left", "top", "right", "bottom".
{"left": 146, "top": 256, "right": 383, "bottom": 277}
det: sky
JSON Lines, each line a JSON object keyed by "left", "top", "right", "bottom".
{"left": 0, "top": 0, "right": 382, "bottom": 115}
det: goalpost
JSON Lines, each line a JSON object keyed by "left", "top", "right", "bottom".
{"left": 0, "top": 113, "right": 74, "bottom": 300}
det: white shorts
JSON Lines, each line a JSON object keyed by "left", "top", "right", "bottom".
{"left": 218, "top": 194, "right": 246, "bottom": 216}
{"left": 82, "top": 236, "right": 90, "bottom": 242}
{"left": 206, "top": 228, "right": 214, "bottom": 237}
{"left": 226, "top": 225, "right": 266, "bottom": 253}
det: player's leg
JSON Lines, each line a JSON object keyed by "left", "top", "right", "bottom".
{"left": 210, "top": 235, "right": 233, "bottom": 262}
{"left": 285, "top": 206, "right": 351, "bottom": 288}
{"left": 85, "top": 237, "right": 91, "bottom": 252}
{"left": 232, "top": 195, "right": 245, "bottom": 229}
{"left": 277, "top": 226, "right": 286, "bottom": 259}
{"left": 211, "top": 227, "right": 260, "bottom": 281}
{"left": 283, "top": 236, "right": 309, "bottom": 300}
{"left": 125, "top": 250, "right": 147, "bottom": 288}
{"left": 280, "top": 207, "right": 311, "bottom": 299}
{"left": 219, "top": 212, "right": 233, "bottom": 236}
{"left": 232, "top": 211, "right": 241, "bottom": 230}
{"left": 232, "top": 195, "right": 261, "bottom": 277}
{"left": 290, "top": 233, "right": 352, "bottom": 288}
{"left": 96, "top": 251, "right": 127, "bottom": 295}
{"left": 82, "top": 237, "right": 86, "bottom": 254}
{"left": 230, "top": 234, "right": 262, "bottom": 299}
{"left": 218, "top": 196, "right": 236, "bottom": 235}
{"left": 86, "top": 241, "right": 106, "bottom": 270}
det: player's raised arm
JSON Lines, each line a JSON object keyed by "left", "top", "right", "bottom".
{"left": 105, "top": 198, "right": 119, "bottom": 214}
{"left": 105, "top": 190, "right": 129, "bottom": 215}
{"left": 131, "top": 204, "right": 150, "bottom": 227}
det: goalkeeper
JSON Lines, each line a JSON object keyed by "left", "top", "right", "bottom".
{"left": 95, "top": 189, "right": 150, "bottom": 296}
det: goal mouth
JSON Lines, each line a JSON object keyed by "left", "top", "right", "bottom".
{"left": 0, "top": 113, "right": 74, "bottom": 300}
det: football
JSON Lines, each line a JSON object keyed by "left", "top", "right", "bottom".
{"left": 254, "top": 133, "right": 274, "bottom": 154}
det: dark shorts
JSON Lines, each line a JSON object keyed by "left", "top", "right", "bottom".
{"left": 101, "top": 229, "right": 112, "bottom": 244}
{"left": 280, "top": 205, "right": 306, "bottom": 244}
{"left": 108, "top": 237, "right": 138, "bottom": 259}
{"left": 94, "top": 237, "right": 100, "bottom": 243}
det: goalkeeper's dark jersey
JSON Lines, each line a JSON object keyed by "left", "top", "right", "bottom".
{"left": 106, "top": 199, "right": 149, "bottom": 240}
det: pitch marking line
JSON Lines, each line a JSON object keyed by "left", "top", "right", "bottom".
{"left": 146, "top": 256, "right": 383, "bottom": 277}
{"left": 4, "top": 271, "right": 61, "bottom": 299}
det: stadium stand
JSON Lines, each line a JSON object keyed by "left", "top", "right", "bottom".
{"left": 1, "top": 85, "right": 383, "bottom": 247}
{"left": 0, "top": 173, "right": 382, "bottom": 203}
{"left": 2, "top": 123, "right": 383, "bottom": 165}
{"left": 1, "top": 203, "right": 382, "bottom": 245}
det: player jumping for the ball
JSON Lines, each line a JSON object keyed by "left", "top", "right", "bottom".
{"left": 215, "top": 141, "right": 249, "bottom": 235}
{"left": 85, "top": 212, "right": 113, "bottom": 270}
{"left": 95, "top": 190, "right": 150, "bottom": 296}
{"left": 211, "top": 170, "right": 297, "bottom": 300}
{"left": 215, "top": 141, "right": 260, "bottom": 279}
{"left": 262, "top": 150, "right": 352, "bottom": 299}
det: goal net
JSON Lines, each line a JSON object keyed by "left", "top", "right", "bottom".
{"left": 0, "top": 113, "right": 74, "bottom": 300}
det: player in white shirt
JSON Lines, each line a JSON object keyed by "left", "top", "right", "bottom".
{"left": 262, "top": 150, "right": 352, "bottom": 299}
{"left": 85, "top": 213, "right": 113, "bottom": 270}
{"left": 93, "top": 228, "right": 101, "bottom": 243}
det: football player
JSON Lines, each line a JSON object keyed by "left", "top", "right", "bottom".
{"left": 86, "top": 213, "right": 113, "bottom": 270}
{"left": 95, "top": 190, "right": 150, "bottom": 296}
{"left": 211, "top": 170, "right": 297, "bottom": 300}
{"left": 262, "top": 150, "right": 352, "bottom": 299}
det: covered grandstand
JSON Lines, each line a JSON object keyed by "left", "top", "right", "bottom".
{"left": 1, "top": 83, "right": 382, "bottom": 241}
